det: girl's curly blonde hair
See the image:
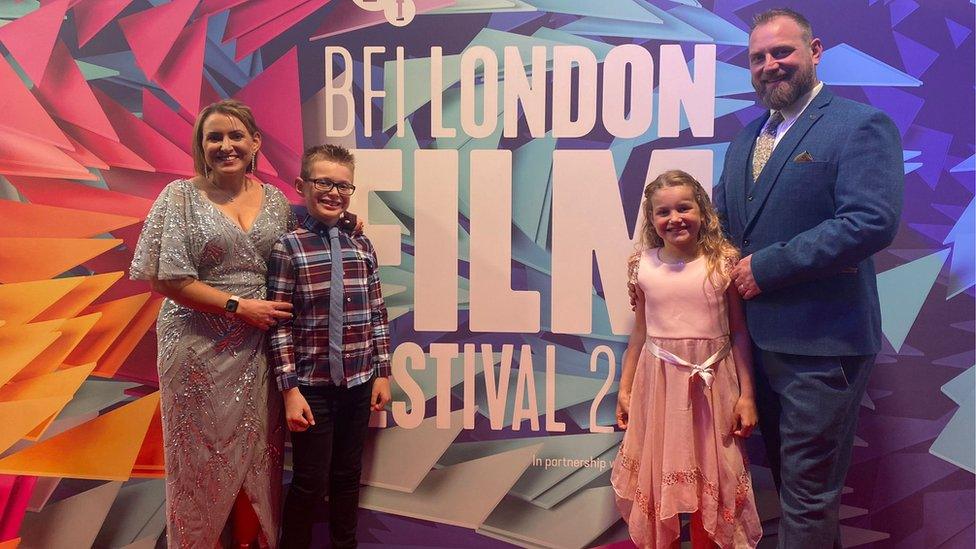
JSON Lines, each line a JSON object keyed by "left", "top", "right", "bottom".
{"left": 635, "top": 170, "right": 739, "bottom": 287}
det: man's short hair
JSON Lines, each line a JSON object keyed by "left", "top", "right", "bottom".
{"left": 750, "top": 8, "right": 813, "bottom": 41}
{"left": 300, "top": 144, "right": 356, "bottom": 179}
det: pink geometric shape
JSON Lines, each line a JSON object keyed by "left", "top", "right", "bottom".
{"left": 73, "top": 0, "right": 135, "bottom": 48}
{"left": 0, "top": 54, "right": 71, "bottom": 149}
{"left": 234, "top": 0, "right": 333, "bottom": 61}
{"left": 57, "top": 121, "right": 154, "bottom": 173}
{"left": 224, "top": 0, "right": 314, "bottom": 42}
{"left": 0, "top": 0, "right": 69, "bottom": 83}
{"left": 154, "top": 15, "right": 208, "bottom": 115}
{"left": 257, "top": 133, "right": 301, "bottom": 192}
{"left": 0, "top": 128, "right": 96, "bottom": 181}
{"left": 92, "top": 88, "right": 195, "bottom": 177}
{"left": 8, "top": 176, "right": 154, "bottom": 219}
{"left": 141, "top": 89, "right": 193, "bottom": 154}
{"left": 118, "top": 0, "right": 198, "bottom": 79}
{"left": 34, "top": 40, "right": 119, "bottom": 142}
{"left": 199, "top": 0, "right": 251, "bottom": 17}
{"left": 310, "top": 0, "right": 454, "bottom": 40}
{"left": 0, "top": 475, "right": 36, "bottom": 541}
{"left": 235, "top": 47, "right": 303, "bottom": 157}
{"left": 100, "top": 167, "right": 181, "bottom": 200}
{"left": 62, "top": 133, "right": 110, "bottom": 170}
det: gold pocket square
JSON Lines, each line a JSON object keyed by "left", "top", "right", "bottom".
{"left": 793, "top": 151, "right": 815, "bottom": 162}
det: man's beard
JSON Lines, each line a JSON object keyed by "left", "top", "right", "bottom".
{"left": 754, "top": 65, "right": 815, "bottom": 110}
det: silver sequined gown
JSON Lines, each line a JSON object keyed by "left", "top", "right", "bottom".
{"left": 130, "top": 180, "right": 295, "bottom": 548}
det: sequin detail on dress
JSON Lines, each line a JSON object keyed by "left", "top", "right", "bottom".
{"left": 130, "top": 180, "right": 296, "bottom": 548}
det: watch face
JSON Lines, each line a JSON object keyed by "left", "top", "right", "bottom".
{"left": 225, "top": 298, "right": 239, "bottom": 313}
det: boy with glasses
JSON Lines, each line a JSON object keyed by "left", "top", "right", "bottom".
{"left": 268, "top": 144, "right": 392, "bottom": 548}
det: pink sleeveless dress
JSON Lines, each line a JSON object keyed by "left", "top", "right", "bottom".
{"left": 610, "top": 249, "right": 761, "bottom": 548}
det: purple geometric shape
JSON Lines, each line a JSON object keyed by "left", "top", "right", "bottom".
{"left": 857, "top": 414, "right": 951, "bottom": 460}
{"left": 907, "top": 223, "right": 951, "bottom": 243}
{"left": 869, "top": 452, "right": 959, "bottom": 510}
{"left": 894, "top": 490, "right": 976, "bottom": 548}
{"left": 950, "top": 321, "right": 975, "bottom": 333}
{"left": 904, "top": 125, "right": 953, "bottom": 189}
{"left": 931, "top": 203, "right": 966, "bottom": 221}
{"left": 888, "top": 0, "right": 919, "bottom": 27}
{"left": 932, "top": 351, "right": 976, "bottom": 369}
{"left": 944, "top": 17, "right": 972, "bottom": 48}
{"left": 488, "top": 11, "right": 548, "bottom": 32}
{"left": 862, "top": 87, "right": 923, "bottom": 135}
{"left": 892, "top": 31, "right": 939, "bottom": 78}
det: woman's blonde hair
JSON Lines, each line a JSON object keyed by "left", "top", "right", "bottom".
{"left": 190, "top": 99, "right": 261, "bottom": 178}
{"left": 638, "top": 170, "right": 739, "bottom": 286}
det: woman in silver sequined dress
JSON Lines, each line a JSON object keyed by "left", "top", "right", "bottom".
{"left": 130, "top": 100, "right": 295, "bottom": 548}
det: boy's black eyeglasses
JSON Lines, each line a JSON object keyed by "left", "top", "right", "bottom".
{"left": 305, "top": 178, "right": 356, "bottom": 196}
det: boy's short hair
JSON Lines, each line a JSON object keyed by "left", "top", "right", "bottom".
{"left": 300, "top": 144, "right": 356, "bottom": 179}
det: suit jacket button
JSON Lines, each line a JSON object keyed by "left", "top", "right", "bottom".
{"left": 747, "top": 195, "right": 754, "bottom": 201}
{"left": 743, "top": 239, "right": 750, "bottom": 247}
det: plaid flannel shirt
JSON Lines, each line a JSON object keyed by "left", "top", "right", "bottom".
{"left": 268, "top": 215, "right": 391, "bottom": 390}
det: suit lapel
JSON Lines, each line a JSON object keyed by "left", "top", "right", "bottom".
{"left": 743, "top": 88, "right": 834, "bottom": 235}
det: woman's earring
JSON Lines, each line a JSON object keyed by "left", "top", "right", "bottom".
{"left": 204, "top": 163, "right": 210, "bottom": 180}
{"left": 250, "top": 155, "right": 256, "bottom": 173}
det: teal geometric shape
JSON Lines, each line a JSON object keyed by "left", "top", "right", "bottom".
{"left": 819, "top": 43, "right": 922, "bottom": 87}
{"left": 943, "top": 198, "right": 975, "bottom": 298}
{"left": 468, "top": 27, "right": 577, "bottom": 63}
{"left": 532, "top": 444, "right": 618, "bottom": 509}
{"left": 76, "top": 60, "right": 119, "bottom": 80}
{"left": 512, "top": 134, "right": 556, "bottom": 240}
{"left": 522, "top": 0, "right": 663, "bottom": 23}
{"left": 929, "top": 389, "right": 975, "bottom": 473}
{"left": 377, "top": 119, "right": 419, "bottom": 219}
{"left": 382, "top": 54, "right": 462, "bottom": 132}
{"left": 676, "top": 142, "right": 731, "bottom": 188}
{"left": 667, "top": 4, "right": 749, "bottom": 46}
{"left": 942, "top": 366, "right": 975, "bottom": 405}
{"left": 950, "top": 154, "right": 975, "bottom": 172}
{"left": 434, "top": 84, "right": 505, "bottom": 151}
{"left": 0, "top": 0, "right": 39, "bottom": 19}
{"left": 530, "top": 27, "right": 614, "bottom": 61}
{"left": 704, "top": 60, "right": 753, "bottom": 96}
{"left": 877, "top": 249, "right": 950, "bottom": 352}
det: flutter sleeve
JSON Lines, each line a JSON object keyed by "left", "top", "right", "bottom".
{"left": 129, "top": 181, "right": 199, "bottom": 281}
{"left": 627, "top": 249, "right": 642, "bottom": 286}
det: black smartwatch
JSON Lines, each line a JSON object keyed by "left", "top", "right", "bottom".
{"left": 224, "top": 295, "right": 240, "bottom": 317}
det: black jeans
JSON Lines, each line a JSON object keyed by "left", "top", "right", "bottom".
{"left": 280, "top": 379, "right": 373, "bottom": 549}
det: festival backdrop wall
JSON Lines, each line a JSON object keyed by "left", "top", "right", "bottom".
{"left": 0, "top": 0, "right": 972, "bottom": 547}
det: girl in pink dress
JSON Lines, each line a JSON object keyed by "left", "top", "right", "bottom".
{"left": 611, "top": 170, "right": 762, "bottom": 548}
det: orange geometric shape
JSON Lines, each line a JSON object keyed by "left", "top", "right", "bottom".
{"left": 0, "top": 362, "right": 99, "bottom": 441}
{"left": 0, "top": 55, "right": 71, "bottom": 149}
{"left": 62, "top": 133, "right": 110, "bottom": 170}
{"left": 0, "top": 128, "right": 97, "bottom": 181}
{"left": 8, "top": 176, "right": 154, "bottom": 219}
{"left": 0, "top": 538, "right": 19, "bottom": 549}
{"left": 92, "top": 296, "right": 162, "bottom": 378}
{"left": 0, "top": 237, "right": 123, "bottom": 283}
{"left": 34, "top": 40, "right": 118, "bottom": 142}
{"left": 0, "top": 326, "right": 61, "bottom": 387}
{"left": 57, "top": 120, "right": 154, "bottom": 173}
{"left": 130, "top": 403, "right": 164, "bottom": 478}
{"left": 141, "top": 88, "right": 193, "bottom": 154}
{"left": 0, "top": 392, "right": 160, "bottom": 481}
{"left": 0, "top": 201, "right": 140, "bottom": 239}
{"left": 92, "top": 88, "right": 195, "bottom": 176}
{"left": 154, "top": 15, "right": 208, "bottom": 115}
{"left": 33, "top": 272, "right": 123, "bottom": 322}
{"left": 0, "top": 397, "right": 72, "bottom": 455}
{"left": 118, "top": 0, "right": 198, "bottom": 79}
{"left": 65, "top": 293, "right": 150, "bottom": 367}
{"left": 73, "top": 0, "right": 136, "bottom": 48}
{"left": 235, "top": 47, "right": 303, "bottom": 157}
{"left": 235, "top": 0, "right": 332, "bottom": 61}
{"left": 0, "top": 0, "right": 70, "bottom": 83}
{"left": 0, "top": 277, "right": 86, "bottom": 325}
{"left": 12, "top": 314, "right": 101, "bottom": 382}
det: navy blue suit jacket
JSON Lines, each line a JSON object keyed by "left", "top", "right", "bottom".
{"left": 713, "top": 87, "right": 903, "bottom": 356}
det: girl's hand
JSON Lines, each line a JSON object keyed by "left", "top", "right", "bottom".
{"left": 284, "top": 388, "right": 314, "bottom": 432}
{"left": 731, "top": 396, "right": 758, "bottom": 438}
{"left": 616, "top": 391, "right": 631, "bottom": 429}
{"left": 236, "top": 298, "right": 293, "bottom": 330}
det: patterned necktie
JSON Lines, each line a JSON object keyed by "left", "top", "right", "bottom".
{"left": 751, "top": 111, "right": 785, "bottom": 181}
{"left": 328, "top": 225, "right": 345, "bottom": 386}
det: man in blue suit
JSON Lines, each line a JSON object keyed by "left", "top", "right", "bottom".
{"left": 713, "top": 8, "right": 903, "bottom": 548}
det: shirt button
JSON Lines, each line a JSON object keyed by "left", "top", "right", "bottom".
{"left": 347, "top": 298, "right": 352, "bottom": 302}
